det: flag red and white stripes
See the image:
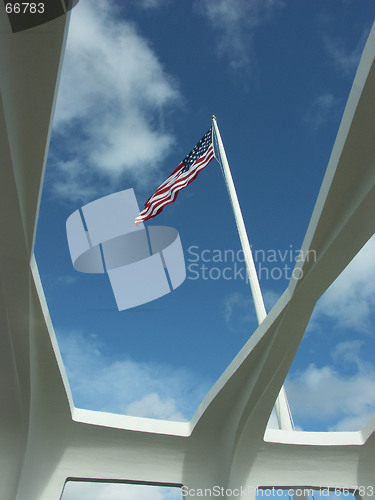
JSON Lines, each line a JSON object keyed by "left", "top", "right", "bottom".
{"left": 134, "top": 127, "right": 215, "bottom": 225}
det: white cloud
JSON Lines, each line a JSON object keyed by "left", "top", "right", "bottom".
{"left": 329, "top": 412, "right": 375, "bottom": 432}
{"left": 50, "top": 159, "right": 99, "bottom": 203}
{"left": 197, "top": 0, "right": 284, "bottom": 70}
{"left": 62, "top": 481, "right": 182, "bottom": 500}
{"left": 263, "top": 289, "right": 281, "bottom": 311}
{"left": 323, "top": 28, "right": 370, "bottom": 76}
{"left": 304, "top": 93, "right": 340, "bottom": 129}
{"left": 286, "top": 341, "right": 375, "bottom": 431}
{"left": 331, "top": 339, "right": 363, "bottom": 368}
{"left": 223, "top": 288, "right": 280, "bottom": 327}
{"left": 58, "top": 330, "right": 208, "bottom": 421}
{"left": 51, "top": 0, "right": 180, "bottom": 202}
{"left": 223, "top": 291, "right": 254, "bottom": 326}
{"left": 289, "top": 238, "right": 375, "bottom": 430}
{"left": 312, "top": 235, "right": 375, "bottom": 333}
{"left": 56, "top": 275, "right": 77, "bottom": 286}
{"left": 125, "top": 392, "right": 185, "bottom": 421}
{"left": 131, "top": 0, "right": 171, "bottom": 8}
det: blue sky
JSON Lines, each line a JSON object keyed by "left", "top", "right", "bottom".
{"left": 33, "top": 1, "right": 375, "bottom": 498}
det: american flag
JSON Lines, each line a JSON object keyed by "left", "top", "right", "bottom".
{"left": 134, "top": 127, "right": 215, "bottom": 225}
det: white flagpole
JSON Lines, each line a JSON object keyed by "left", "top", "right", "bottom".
{"left": 212, "top": 115, "right": 293, "bottom": 431}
